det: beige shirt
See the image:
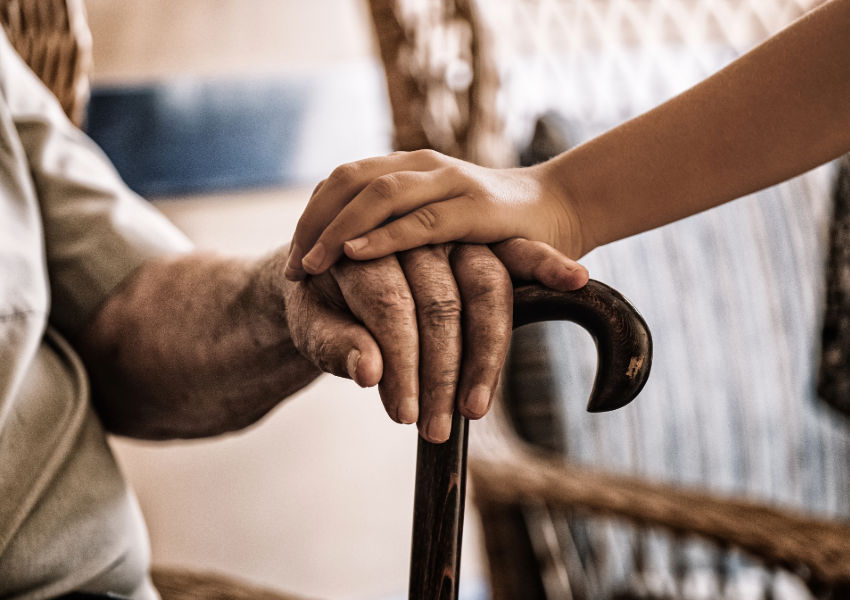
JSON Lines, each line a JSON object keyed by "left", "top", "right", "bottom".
{"left": 0, "top": 29, "right": 192, "bottom": 599}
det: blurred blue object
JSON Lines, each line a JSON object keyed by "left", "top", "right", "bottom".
{"left": 86, "top": 78, "right": 307, "bottom": 197}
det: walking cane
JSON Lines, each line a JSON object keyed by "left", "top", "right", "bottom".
{"left": 408, "top": 281, "right": 653, "bottom": 600}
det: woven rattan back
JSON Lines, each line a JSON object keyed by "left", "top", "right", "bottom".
{"left": 0, "top": 0, "right": 92, "bottom": 126}
{"left": 367, "top": 0, "right": 513, "bottom": 167}
{"left": 482, "top": 0, "right": 818, "bottom": 148}
{"left": 368, "top": 0, "right": 817, "bottom": 165}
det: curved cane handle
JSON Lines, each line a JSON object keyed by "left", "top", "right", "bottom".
{"left": 409, "top": 281, "right": 653, "bottom": 600}
{"left": 513, "top": 280, "right": 652, "bottom": 412}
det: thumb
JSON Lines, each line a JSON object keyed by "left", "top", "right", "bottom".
{"left": 490, "top": 238, "right": 589, "bottom": 292}
{"left": 297, "top": 301, "right": 383, "bottom": 387}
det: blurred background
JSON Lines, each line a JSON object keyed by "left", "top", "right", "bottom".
{"left": 85, "top": 2, "right": 484, "bottom": 600}
{"left": 71, "top": 0, "right": 845, "bottom": 599}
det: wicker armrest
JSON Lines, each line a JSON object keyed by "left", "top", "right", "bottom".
{"left": 151, "top": 567, "right": 320, "bottom": 600}
{"left": 469, "top": 402, "right": 850, "bottom": 590}
{"left": 0, "top": 0, "right": 92, "bottom": 126}
{"left": 470, "top": 453, "right": 850, "bottom": 587}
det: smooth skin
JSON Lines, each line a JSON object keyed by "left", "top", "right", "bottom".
{"left": 77, "top": 239, "right": 568, "bottom": 444}
{"left": 284, "top": 0, "right": 850, "bottom": 277}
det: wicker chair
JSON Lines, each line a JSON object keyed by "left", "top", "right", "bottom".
{"left": 365, "top": 1, "right": 850, "bottom": 599}
{"left": 0, "top": 0, "right": 91, "bottom": 126}
{"left": 11, "top": 1, "right": 850, "bottom": 599}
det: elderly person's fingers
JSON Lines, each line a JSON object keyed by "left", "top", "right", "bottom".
{"left": 330, "top": 254, "right": 420, "bottom": 424}
{"left": 491, "top": 238, "right": 589, "bottom": 291}
{"left": 285, "top": 150, "right": 450, "bottom": 281}
{"left": 449, "top": 244, "right": 514, "bottom": 421}
{"left": 397, "top": 246, "right": 463, "bottom": 443}
{"left": 285, "top": 280, "right": 383, "bottom": 388}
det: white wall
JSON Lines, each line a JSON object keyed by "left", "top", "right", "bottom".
{"left": 86, "top": 0, "right": 377, "bottom": 83}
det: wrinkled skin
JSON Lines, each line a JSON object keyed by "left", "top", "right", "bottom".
{"left": 282, "top": 243, "right": 513, "bottom": 442}
{"left": 81, "top": 240, "right": 549, "bottom": 444}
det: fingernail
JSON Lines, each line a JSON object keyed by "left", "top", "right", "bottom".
{"left": 397, "top": 398, "right": 418, "bottom": 424}
{"left": 284, "top": 244, "right": 304, "bottom": 280}
{"left": 347, "top": 349, "right": 361, "bottom": 385}
{"left": 464, "top": 385, "right": 491, "bottom": 417}
{"left": 345, "top": 237, "right": 369, "bottom": 254}
{"left": 563, "top": 263, "right": 589, "bottom": 290}
{"left": 302, "top": 242, "right": 326, "bottom": 274}
{"left": 426, "top": 415, "right": 452, "bottom": 443}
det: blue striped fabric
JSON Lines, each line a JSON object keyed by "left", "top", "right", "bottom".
{"left": 548, "top": 164, "right": 843, "bottom": 512}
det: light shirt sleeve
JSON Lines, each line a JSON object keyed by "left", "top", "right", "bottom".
{"left": 0, "top": 29, "right": 181, "bottom": 600}
{"left": 0, "top": 31, "right": 193, "bottom": 338}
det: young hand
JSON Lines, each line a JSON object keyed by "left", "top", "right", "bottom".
{"left": 283, "top": 150, "right": 585, "bottom": 287}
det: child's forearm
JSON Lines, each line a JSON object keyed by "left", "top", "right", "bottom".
{"left": 550, "top": 0, "right": 850, "bottom": 256}
{"left": 284, "top": 0, "right": 850, "bottom": 277}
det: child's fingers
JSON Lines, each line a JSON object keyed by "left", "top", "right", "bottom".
{"left": 299, "top": 168, "right": 472, "bottom": 275}
{"left": 285, "top": 150, "right": 450, "bottom": 281}
{"left": 341, "top": 197, "right": 497, "bottom": 261}
{"left": 490, "top": 238, "right": 589, "bottom": 291}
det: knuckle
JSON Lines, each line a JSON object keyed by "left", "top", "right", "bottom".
{"left": 414, "top": 149, "right": 442, "bottom": 165}
{"left": 471, "top": 276, "right": 512, "bottom": 305}
{"left": 411, "top": 205, "right": 442, "bottom": 232}
{"left": 419, "top": 376, "right": 459, "bottom": 416}
{"left": 300, "top": 322, "right": 334, "bottom": 369}
{"left": 421, "top": 373, "right": 457, "bottom": 398}
{"left": 372, "top": 287, "right": 416, "bottom": 320}
{"left": 309, "top": 335, "right": 335, "bottom": 367}
{"left": 443, "top": 164, "right": 467, "bottom": 180}
{"left": 369, "top": 174, "right": 402, "bottom": 204}
{"left": 419, "top": 297, "right": 462, "bottom": 329}
{"left": 310, "top": 178, "right": 328, "bottom": 197}
{"left": 328, "top": 163, "right": 360, "bottom": 188}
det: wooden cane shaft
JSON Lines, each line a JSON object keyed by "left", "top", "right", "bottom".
{"left": 409, "top": 413, "right": 469, "bottom": 600}
{"left": 409, "top": 282, "right": 653, "bottom": 599}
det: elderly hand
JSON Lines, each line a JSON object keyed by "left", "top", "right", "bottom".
{"left": 280, "top": 237, "right": 576, "bottom": 442}
{"left": 80, "top": 236, "right": 573, "bottom": 442}
{"left": 282, "top": 242, "right": 511, "bottom": 443}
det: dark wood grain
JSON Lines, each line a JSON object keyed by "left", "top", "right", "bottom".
{"left": 409, "top": 413, "right": 469, "bottom": 600}
{"left": 409, "top": 281, "right": 653, "bottom": 600}
{"left": 513, "top": 281, "right": 653, "bottom": 412}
